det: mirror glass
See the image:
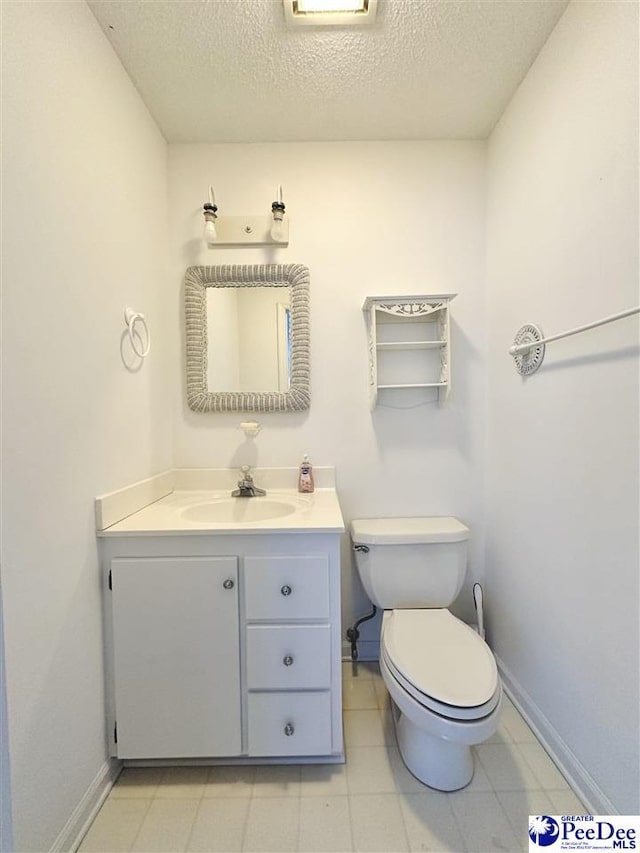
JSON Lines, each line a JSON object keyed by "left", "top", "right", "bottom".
{"left": 206, "top": 286, "right": 291, "bottom": 392}
{"left": 185, "top": 264, "right": 310, "bottom": 413}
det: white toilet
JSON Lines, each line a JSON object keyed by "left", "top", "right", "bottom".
{"left": 350, "top": 516, "right": 502, "bottom": 792}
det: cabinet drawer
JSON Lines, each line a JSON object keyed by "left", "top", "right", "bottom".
{"left": 247, "top": 691, "right": 332, "bottom": 757}
{"left": 244, "top": 556, "right": 330, "bottom": 621}
{"left": 246, "top": 625, "right": 331, "bottom": 690}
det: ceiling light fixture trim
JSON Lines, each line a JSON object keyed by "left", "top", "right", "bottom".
{"left": 284, "top": 0, "right": 377, "bottom": 27}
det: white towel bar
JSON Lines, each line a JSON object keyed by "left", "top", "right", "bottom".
{"left": 509, "top": 306, "right": 639, "bottom": 375}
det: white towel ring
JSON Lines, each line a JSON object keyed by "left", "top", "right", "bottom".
{"left": 124, "top": 307, "right": 151, "bottom": 359}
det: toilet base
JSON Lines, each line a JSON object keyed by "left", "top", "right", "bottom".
{"left": 392, "top": 701, "right": 475, "bottom": 792}
{"left": 378, "top": 611, "right": 502, "bottom": 792}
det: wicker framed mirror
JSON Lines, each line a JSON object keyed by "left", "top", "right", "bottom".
{"left": 185, "top": 264, "right": 310, "bottom": 412}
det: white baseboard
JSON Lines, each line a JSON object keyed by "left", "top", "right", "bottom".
{"left": 50, "top": 758, "right": 121, "bottom": 853}
{"left": 342, "top": 639, "right": 379, "bottom": 662}
{"left": 496, "top": 654, "right": 616, "bottom": 815}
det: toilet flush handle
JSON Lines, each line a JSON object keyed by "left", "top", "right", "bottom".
{"left": 353, "top": 544, "right": 369, "bottom": 553}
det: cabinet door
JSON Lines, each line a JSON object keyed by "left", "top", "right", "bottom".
{"left": 110, "top": 557, "right": 241, "bottom": 759}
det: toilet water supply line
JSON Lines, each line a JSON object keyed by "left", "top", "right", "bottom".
{"left": 346, "top": 605, "right": 377, "bottom": 662}
{"left": 348, "top": 543, "right": 378, "bottom": 661}
{"left": 473, "top": 583, "right": 485, "bottom": 639}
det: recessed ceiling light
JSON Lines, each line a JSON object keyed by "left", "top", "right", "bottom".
{"left": 283, "top": 0, "right": 377, "bottom": 27}
{"left": 298, "top": 0, "right": 365, "bottom": 10}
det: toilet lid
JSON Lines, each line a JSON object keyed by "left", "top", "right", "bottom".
{"left": 350, "top": 516, "right": 469, "bottom": 545}
{"left": 383, "top": 609, "right": 498, "bottom": 710}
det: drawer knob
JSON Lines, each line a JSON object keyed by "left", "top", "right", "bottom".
{"left": 280, "top": 584, "right": 292, "bottom": 597}
{"left": 284, "top": 722, "right": 295, "bottom": 737}
{"left": 283, "top": 655, "right": 294, "bottom": 667}
{"left": 222, "top": 579, "right": 235, "bottom": 590}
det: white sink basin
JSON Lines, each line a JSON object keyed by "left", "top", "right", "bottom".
{"left": 181, "top": 497, "right": 304, "bottom": 524}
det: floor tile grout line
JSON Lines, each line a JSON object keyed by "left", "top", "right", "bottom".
{"left": 396, "top": 791, "right": 414, "bottom": 853}
{"left": 439, "top": 790, "right": 469, "bottom": 853}
{"left": 293, "top": 794, "right": 301, "bottom": 853}
{"left": 504, "top": 739, "right": 546, "bottom": 789}
{"left": 494, "top": 786, "right": 527, "bottom": 853}
{"left": 475, "top": 741, "right": 549, "bottom": 796}
{"left": 126, "top": 795, "right": 154, "bottom": 853}
{"left": 239, "top": 794, "right": 250, "bottom": 853}
{"left": 516, "top": 739, "right": 571, "bottom": 790}
{"left": 183, "top": 797, "right": 203, "bottom": 853}
{"left": 344, "top": 791, "right": 356, "bottom": 853}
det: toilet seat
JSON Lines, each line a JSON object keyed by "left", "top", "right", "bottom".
{"left": 382, "top": 609, "right": 500, "bottom": 722}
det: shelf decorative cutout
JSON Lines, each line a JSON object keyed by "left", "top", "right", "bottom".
{"left": 363, "top": 294, "right": 457, "bottom": 410}
{"left": 375, "top": 301, "right": 449, "bottom": 318}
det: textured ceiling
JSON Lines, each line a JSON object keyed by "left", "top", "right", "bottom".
{"left": 87, "top": 0, "right": 569, "bottom": 142}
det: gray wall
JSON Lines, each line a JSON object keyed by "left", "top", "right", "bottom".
{"left": 486, "top": 0, "right": 639, "bottom": 814}
{"left": 1, "top": 3, "right": 171, "bottom": 848}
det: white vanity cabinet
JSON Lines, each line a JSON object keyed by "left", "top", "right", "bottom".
{"left": 102, "top": 532, "right": 344, "bottom": 765}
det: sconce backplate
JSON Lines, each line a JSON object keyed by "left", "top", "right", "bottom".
{"left": 209, "top": 215, "right": 289, "bottom": 247}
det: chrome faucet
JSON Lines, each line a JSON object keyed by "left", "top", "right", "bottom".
{"left": 232, "top": 465, "right": 266, "bottom": 498}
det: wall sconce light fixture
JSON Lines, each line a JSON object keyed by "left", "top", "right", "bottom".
{"left": 202, "top": 185, "right": 290, "bottom": 247}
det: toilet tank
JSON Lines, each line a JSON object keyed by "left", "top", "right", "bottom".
{"left": 350, "top": 517, "right": 470, "bottom": 609}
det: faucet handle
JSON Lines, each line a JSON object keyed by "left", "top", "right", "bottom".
{"left": 240, "top": 465, "right": 253, "bottom": 481}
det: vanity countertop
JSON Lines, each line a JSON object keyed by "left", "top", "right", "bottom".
{"left": 98, "top": 488, "right": 345, "bottom": 537}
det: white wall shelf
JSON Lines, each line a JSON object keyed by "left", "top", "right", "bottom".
{"left": 377, "top": 382, "right": 448, "bottom": 389}
{"left": 363, "top": 294, "right": 457, "bottom": 409}
{"left": 376, "top": 341, "right": 446, "bottom": 351}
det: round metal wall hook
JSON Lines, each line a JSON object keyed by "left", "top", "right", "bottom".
{"left": 512, "top": 324, "right": 545, "bottom": 376}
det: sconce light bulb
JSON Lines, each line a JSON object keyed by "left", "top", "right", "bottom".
{"left": 270, "top": 218, "right": 286, "bottom": 242}
{"left": 204, "top": 218, "right": 217, "bottom": 245}
{"left": 271, "top": 199, "right": 286, "bottom": 243}
{"left": 203, "top": 202, "right": 218, "bottom": 246}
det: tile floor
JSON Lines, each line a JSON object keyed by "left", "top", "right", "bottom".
{"left": 79, "top": 662, "right": 587, "bottom": 853}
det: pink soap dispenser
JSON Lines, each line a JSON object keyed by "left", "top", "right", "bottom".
{"left": 298, "top": 454, "right": 315, "bottom": 493}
